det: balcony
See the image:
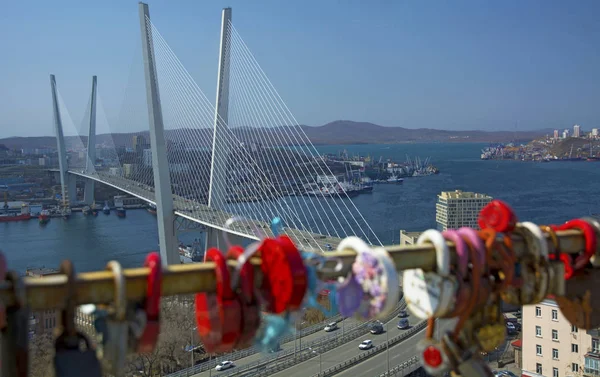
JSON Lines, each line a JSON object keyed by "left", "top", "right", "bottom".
{"left": 587, "top": 347, "right": 600, "bottom": 358}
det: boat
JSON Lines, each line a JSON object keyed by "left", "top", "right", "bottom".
{"left": 0, "top": 201, "right": 32, "bottom": 223}
{"left": 82, "top": 206, "right": 91, "bottom": 216}
{"left": 147, "top": 203, "right": 157, "bottom": 215}
{"left": 116, "top": 207, "right": 126, "bottom": 218}
{"left": 179, "top": 240, "right": 204, "bottom": 264}
{"left": 91, "top": 202, "right": 98, "bottom": 217}
{"left": 61, "top": 207, "right": 71, "bottom": 219}
{"left": 386, "top": 175, "right": 404, "bottom": 184}
{"left": 38, "top": 210, "right": 50, "bottom": 225}
{"left": 103, "top": 201, "right": 110, "bottom": 215}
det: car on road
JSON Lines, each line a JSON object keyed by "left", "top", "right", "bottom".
{"left": 398, "top": 310, "right": 408, "bottom": 318}
{"left": 215, "top": 361, "right": 234, "bottom": 371}
{"left": 370, "top": 321, "right": 383, "bottom": 334}
{"left": 397, "top": 318, "right": 409, "bottom": 330}
{"left": 359, "top": 340, "right": 373, "bottom": 350}
{"left": 506, "top": 322, "right": 517, "bottom": 335}
{"left": 324, "top": 322, "right": 338, "bottom": 332}
{"left": 268, "top": 342, "right": 281, "bottom": 353}
{"left": 494, "top": 371, "right": 518, "bottom": 377}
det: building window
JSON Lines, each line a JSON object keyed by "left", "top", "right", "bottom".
{"left": 536, "top": 326, "right": 542, "bottom": 337}
{"left": 586, "top": 357, "right": 600, "bottom": 375}
{"left": 593, "top": 338, "right": 600, "bottom": 353}
{"left": 552, "top": 309, "right": 558, "bottom": 321}
{"left": 572, "top": 325, "right": 578, "bottom": 333}
{"left": 553, "top": 367, "right": 558, "bottom": 377}
{"left": 572, "top": 363, "right": 579, "bottom": 372}
{"left": 536, "top": 344, "right": 542, "bottom": 356}
{"left": 572, "top": 343, "right": 579, "bottom": 353}
{"left": 536, "top": 363, "right": 542, "bottom": 374}
{"left": 552, "top": 329, "right": 558, "bottom": 340}
{"left": 536, "top": 306, "right": 541, "bottom": 317}
{"left": 552, "top": 348, "right": 559, "bottom": 360}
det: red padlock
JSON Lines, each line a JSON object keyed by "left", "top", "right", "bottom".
{"left": 552, "top": 219, "right": 597, "bottom": 274}
{"left": 478, "top": 200, "right": 518, "bottom": 233}
{"left": 259, "top": 235, "right": 307, "bottom": 313}
{"left": 195, "top": 248, "right": 242, "bottom": 353}
{"left": 137, "top": 252, "right": 161, "bottom": 353}
{"left": 226, "top": 246, "right": 261, "bottom": 349}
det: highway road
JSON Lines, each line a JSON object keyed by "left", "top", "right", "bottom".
{"left": 192, "top": 317, "right": 362, "bottom": 377}
{"left": 334, "top": 318, "right": 457, "bottom": 377}
{"left": 269, "top": 310, "right": 420, "bottom": 377}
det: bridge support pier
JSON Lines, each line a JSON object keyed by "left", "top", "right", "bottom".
{"left": 50, "top": 75, "right": 70, "bottom": 206}
{"left": 67, "top": 174, "right": 77, "bottom": 206}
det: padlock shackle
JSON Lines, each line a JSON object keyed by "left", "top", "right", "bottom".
{"left": 227, "top": 246, "right": 254, "bottom": 303}
{"left": 143, "top": 253, "right": 161, "bottom": 319}
{"left": 205, "top": 248, "right": 235, "bottom": 300}
{"left": 553, "top": 219, "right": 597, "bottom": 272}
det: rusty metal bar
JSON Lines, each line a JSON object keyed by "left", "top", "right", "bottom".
{"left": 0, "top": 229, "right": 588, "bottom": 310}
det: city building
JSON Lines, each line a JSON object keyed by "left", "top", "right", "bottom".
{"left": 574, "top": 125, "right": 581, "bottom": 138}
{"left": 435, "top": 190, "right": 492, "bottom": 231}
{"left": 592, "top": 128, "right": 599, "bottom": 138}
{"left": 521, "top": 299, "right": 596, "bottom": 377}
{"left": 563, "top": 130, "right": 570, "bottom": 139}
{"left": 133, "top": 135, "right": 150, "bottom": 154}
{"left": 143, "top": 148, "right": 153, "bottom": 167}
{"left": 122, "top": 163, "right": 137, "bottom": 178}
{"left": 554, "top": 130, "right": 560, "bottom": 141}
{"left": 399, "top": 230, "right": 422, "bottom": 246}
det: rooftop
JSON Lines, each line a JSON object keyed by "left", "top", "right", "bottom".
{"left": 26, "top": 267, "right": 59, "bottom": 277}
{"left": 438, "top": 190, "right": 492, "bottom": 200}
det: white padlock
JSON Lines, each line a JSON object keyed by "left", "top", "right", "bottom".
{"left": 403, "top": 229, "right": 456, "bottom": 319}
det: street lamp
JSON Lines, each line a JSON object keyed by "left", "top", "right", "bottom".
{"left": 309, "top": 347, "right": 322, "bottom": 374}
{"left": 386, "top": 321, "right": 390, "bottom": 372}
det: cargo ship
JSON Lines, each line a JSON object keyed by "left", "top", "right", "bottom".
{"left": 116, "top": 207, "right": 126, "bottom": 218}
{"left": 38, "top": 210, "right": 50, "bottom": 225}
{"left": 0, "top": 201, "right": 31, "bottom": 223}
{"left": 147, "top": 203, "right": 157, "bottom": 215}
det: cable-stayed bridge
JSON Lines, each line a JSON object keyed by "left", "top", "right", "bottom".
{"left": 49, "top": 3, "right": 381, "bottom": 265}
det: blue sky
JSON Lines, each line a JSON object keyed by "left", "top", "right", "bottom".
{"left": 0, "top": 0, "right": 599, "bottom": 137}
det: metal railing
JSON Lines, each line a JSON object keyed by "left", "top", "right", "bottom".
{"left": 310, "top": 320, "right": 428, "bottom": 377}
{"left": 379, "top": 357, "right": 422, "bottom": 377}
{"left": 232, "top": 303, "right": 407, "bottom": 377}
{"left": 166, "top": 314, "right": 344, "bottom": 376}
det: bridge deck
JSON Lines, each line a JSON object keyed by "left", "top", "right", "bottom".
{"left": 53, "top": 170, "right": 343, "bottom": 252}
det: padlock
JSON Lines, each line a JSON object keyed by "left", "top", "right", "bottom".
{"left": 442, "top": 331, "right": 496, "bottom": 377}
{"left": 227, "top": 245, "right": 260, "bottom": 349}
{"left": 259, "top": 235, "right": 307, "bottom": 313}
{"left": 477, "top": 199, "right": 517, "bottom": 233}
{"left": 441, "top": 230, "right": 472, "bottom": 318}
{"left": 404, "top": 230, "right": 456, "bottom": 319}
{"left": 516, "top": 222, "right": 551, "bottom": 304}
{"left": 195, "top": 248, "right": 242, "bottom": 353}
{"left": 416, "top": 319, "right": 451, "bottom": 376}
{"left": 104, "top": 260, "right": 129, "bottom": 376}
{"left": 132, "top": 252, "right": 161, "bottom": 354}
{"left": 550, "top": 219, "right": 600, "bottom": 329}
{"left": 474, "top": 298, "right": 506, "bottom": 352}
{"left": 54, "top": 332, "right": 103, "bottom": 377}
{"left": 1, "top": 271, "right": 29, "bottom": 377}
{"left": 582, "top": 216, "right": 600, "bottom": 267}
{"left": 53, "top": 259, "right": 102, "bottom": 377}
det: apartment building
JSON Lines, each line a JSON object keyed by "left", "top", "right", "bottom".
{"left": 522, "top": 299, "right": 599, "bottom": 377}
{"left": 399, "top": 230, "right": 422, "bottom": 246}
{"left": 435, "top": 190, "right": 492, "bottom": 231}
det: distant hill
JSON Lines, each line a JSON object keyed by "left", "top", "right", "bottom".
{"left": 0, "top": 120, "right": 547, "bottom": 149}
